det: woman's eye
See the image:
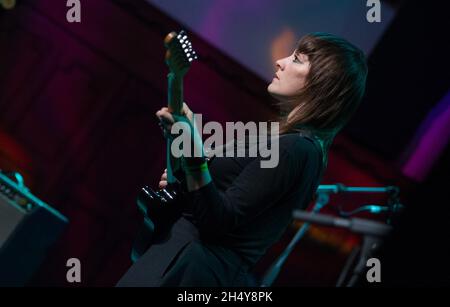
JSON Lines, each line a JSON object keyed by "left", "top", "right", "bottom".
{"left": 293, "top": 55, "right": 303, "bottom": 64}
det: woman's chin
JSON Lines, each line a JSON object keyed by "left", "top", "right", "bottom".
{"left": 267, "top": 83, "right": 278, "bottom": 95}
{"left": 267, "top": 85, "right": 281, "bottom": 100}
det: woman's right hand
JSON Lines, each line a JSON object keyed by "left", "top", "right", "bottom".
{"left": 158, "top": 168, "right": 168, "bottom": 189}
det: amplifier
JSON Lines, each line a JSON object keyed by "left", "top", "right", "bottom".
{"left": 0, "top": 171, "right": 68, "bottom": 286}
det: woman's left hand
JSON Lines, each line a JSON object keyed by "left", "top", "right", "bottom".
{"left": 156, "top": 102, "right": 194, "bottom": 135}
{"left": 155, "top": 102, "right": 205, "bottom": 164}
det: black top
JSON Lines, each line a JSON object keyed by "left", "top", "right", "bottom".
{"left": 184, "top": 133, "right": 324, "bottom": 267}
{"left": 117, "top": 132, "right": 324, "bottom": 287}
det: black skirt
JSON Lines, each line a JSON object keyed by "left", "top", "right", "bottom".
{"left": 116, "top": 217, "right": 255, "bottom": 287}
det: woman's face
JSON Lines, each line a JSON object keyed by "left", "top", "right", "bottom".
{"left": 267, "top": 51, "right": 310, "bottom": 101}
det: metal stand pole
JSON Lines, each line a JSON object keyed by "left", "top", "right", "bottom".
{"left": 260, "top": 192, "right": 330, "bottom": 287}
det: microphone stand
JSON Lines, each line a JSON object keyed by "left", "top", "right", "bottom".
{"left": 291, "top": 210, "right": 393, "bottom": 287}
{"left": 259, "top": 183, "right": 397, "bottom": 287}
{"left": 260, "top": 184, "right": 345, "bottom": 287}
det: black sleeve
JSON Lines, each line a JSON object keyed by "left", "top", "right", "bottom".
{"left": 185, "top": 137, "right": 314, "bottom": 235}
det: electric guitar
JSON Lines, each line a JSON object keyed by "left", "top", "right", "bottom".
{"left": 131, "top": 30, "right": 198, "bottom": 262}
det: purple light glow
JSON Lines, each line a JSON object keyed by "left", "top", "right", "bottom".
{"left": 402, "top": 90, "right": 450, "bottom": 182}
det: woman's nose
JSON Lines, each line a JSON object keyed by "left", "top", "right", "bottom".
{"left": 275, "top": 59, "right": 284, "bottom": 71}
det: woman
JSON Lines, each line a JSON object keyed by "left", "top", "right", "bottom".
{"left": 117, "top": 32, "right": 368, "bottom": 287}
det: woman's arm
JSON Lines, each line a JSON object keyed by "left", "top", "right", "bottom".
{"left": 156, "top": 102, "right": 212, "bottom": 191}
{"left": 185, "top": 142, "right": 307, "bottom": 235}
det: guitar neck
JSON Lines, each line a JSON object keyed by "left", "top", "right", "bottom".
{"left": 167, "top": 72, "right": 184, "bottom": 115}
{"left": 163, "top": 29, "right": 197, "bottom": 185}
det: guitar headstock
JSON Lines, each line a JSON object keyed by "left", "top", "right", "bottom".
{"left": 164, "top": 30, "right": 198, "bottom": 77}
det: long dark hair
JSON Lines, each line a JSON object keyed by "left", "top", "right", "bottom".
{"left": 276, "top": 32, "right": 368, "bottom": 169}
